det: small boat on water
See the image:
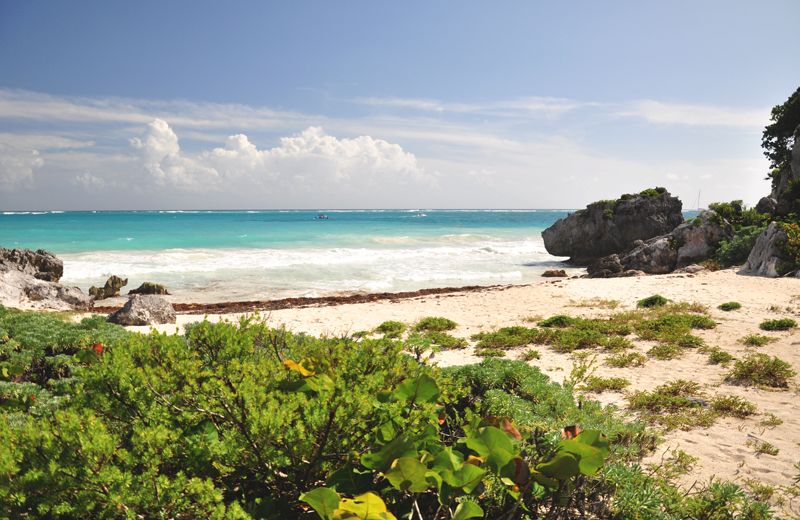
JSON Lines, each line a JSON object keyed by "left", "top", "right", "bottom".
{"left": 316, "top": 214, "right": 329, "bottom": 220}
{"left": 417, "top": 212, "right": 426, "bottom": 217}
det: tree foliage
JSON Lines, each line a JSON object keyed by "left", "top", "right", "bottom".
{"left": 763, "top": 86, "right": 800, "bottom": 189}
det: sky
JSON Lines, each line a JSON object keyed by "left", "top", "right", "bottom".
{"left": 0, "top": 1, "right": 798, "bottom": 211}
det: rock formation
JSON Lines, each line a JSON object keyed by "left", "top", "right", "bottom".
{"left": 740, "top": 222, "right": 789, "bottom": 278}
{"left": 755, "top": 197, "right": 778, "bottom": 216}
{"left": 89, "top": 275, "right": 128, "bottom": 300}
{"left": 542, "top": 270, "right": 567, "bottom": 277}
{"left": 128, "top": 282, "right": 169, "bottom": 295}
{"left": 541, "top": 188, "right": 684, "bottom": 264}
{"left": 587, "top": 210, "right": 733, "bottom": 277}
{"left": 0, "top": 247, "right": 63, "bottom": 282}
{"left": 0, "top": 247, "right": 91, "bottom": 310}
{"left": 107, "top": 295, "right": 176, "bottom": 326}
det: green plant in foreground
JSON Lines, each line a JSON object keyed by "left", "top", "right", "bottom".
{"left": 647, "top": 343, "right": 684, "bottom": 360}
{"left": 520, "top": 349, "right": 540, "bottom": 361}
{"left": 725, "top": 353, "right": 797, "bottom": 388}
{"left": 759, "top": 318, "right": 797, "bottom": 331}
{"left": 375, "top": 320, "right": 406, "bottom": 338}
{"left": 740, "top": 334, "right": 780, "bottom": 347}
{"left": 718, "top": 301, "right": 742, "bottom": 311}
{"left": 637, "top": 295, "right": 670, "bottom": 308}
{"left": 423, "top": 330, "right": 467, "bottom": 349}
{"left": 581, "top": 376, "right": 631, "bottom": 392}
{"left": 413, "top": 316, "right": 458, "bottom": 332}
{"left": 748, "top": 440, "right": 780, "bottom": 456}
{"left": 706, "top": 347, "right": 736, "bottom": 365}
{"left": 760, "top": 413, "right": 783, "bottom": 427}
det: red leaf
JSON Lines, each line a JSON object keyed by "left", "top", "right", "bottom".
{"left": 92, "top": 343, "right": 104, "bottom": 355}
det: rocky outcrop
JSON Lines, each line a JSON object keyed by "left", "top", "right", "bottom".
{"left": 89, "top": 276, "right": 128, "bottom": 300}
{"left": 756, "top": 197, "right": 778, "bottom": 216}
{"left": 0, "top": 269, "right": 93, "bottom": 310}
{"left": 128, "top": 282, "right": 169, "bottom": 295}
{"left": 0, "top": 247, "right": 63, "bottom": 282}
{"left": 672, "top": 211, "right": 735, "bottom": 268}
{"left": 542, "top": 270, "right": 567, "bottom": 277}
{"left": 107, "top": 295, "right": 176, "bottom": 326}
{"left": 740, "top": 222, "right": 788, "bottom": 277}
{"left": 542, "top": 189, "right": 684, "bottom": 264}
{"left": 587, "top": 210, "right": 732, "bottom": 277}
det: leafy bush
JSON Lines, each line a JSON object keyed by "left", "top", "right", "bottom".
{"left": 715, "top": 226, "right": 766, "bottom": 267}
{"left": 739, "top": 334, "right": 779, "bottom": 347}
{"left": 375, "top": 320, "right": 406, "bottom": 338}
{"left": 647, "top": 344, "right": 684, "bottom": 360}
{"left": 412, "top": 316, "right": 457, "bottom": 332}
{"left": 777, "top": 222, "right": 800, "bottom": 275}
{"left": 637, "top": 295, "right": 669, "bottom": 308}
{"left": 606, "top": 352, "right": 648, "bottom": 367}
{"left": 706, "top": 347, "right": 735, "bottom": 365}
{"left": 759, "top": 318, "right": 797, "bottom": 331}
{"left": 717, "top": 301, "right": 742, "bottom": 311}
{"left": 581, "top": 376, "right": 631, "bottom": 392}
{"left": 725, "top": 353, "right": 796, "bottom": 388}
{"left": 520, "top": 349, "right": 540, "bottom": 361}
{"left": 423, "top": 330, "right": 467, "bottom": 349}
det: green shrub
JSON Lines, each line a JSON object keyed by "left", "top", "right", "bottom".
{"left": 375, "top": 320, "right": 406, "bottom": 338}
{"left": 707, "top": 347, "right": 735, "bottom": 365}
{"left": 520, "top": 349, "right": 540, "bottom": 361}
{"left": 739, "top": 334, "right": 779, "bottom": 347}
{"left": 423, "top": 330, "right": 467, "bottom": 349}
{"left": 606, "top": 352, "right": 648, "bottom": 368}
{"left": 717, "top": 301, "right": 742, "bottom": 311}
{"left": 413, "top": 316, "right": 458, "bottom": 332}
{"left": 627, "top": 380, "right": 718, "bottom": 430}
{"left": 474, "top": 347, "right": 505, "bottom": 357}
{"left": 538, "top": 315, "right": 577, "bottom": 328}
{"left": 647, "top": 344, "right": 684, "bottom": 360}
{"left": 471, "top": 326, "right": 542, "bottom": 349}
{"left": 709, "top": 394, "right": 757, "bottom": 418}
{"left": 637, "top": 295, "right": 670, "bottom": 308}
{"left": 715, "top": 226, "right": 766, "bottom": 267}
{"left": 581, "top": 376, "right": 631, "bottom": 392}
{"left": 759, "top": 318, "right": 797, "bottom": 331}
{"left": 725, "top": 353, "right": 796, "bottom": 388}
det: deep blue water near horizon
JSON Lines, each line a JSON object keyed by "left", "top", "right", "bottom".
{"left": 0, "top": 209, "right": 701, "bottom": 303}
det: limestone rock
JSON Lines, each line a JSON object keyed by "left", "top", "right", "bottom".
{"left": 0, "top": 247, "right": 63, "bottom": 282}
{"left": 587, "top": 255, "right": 624, "bottom": 278}
{"left": 0, "top": 268, "right": 92, "bottom": 311}
{"left": 541, "top": 189, "right": 684, "bottom": 264}
{"left": 128, "top": 282, "right": 169, "bottom": 295}
{"left": 740, "top": 222, "right": 788, "bottom": 278}
{"left": 672, "top": 210, "right": 735, "bottom": 268}
{"left": 542, "top": 270, "right": 567, "bottom": 277}
{"left": 792, "top": 132, "right": 800, "bottom": 180}
{"left": 755, "top": 197, "right": 778, "bottom": 216}
{"left": 107, "top": 295, "right": 176, "bottom": 326}
{"left": 620, "top": 236, "right": 677, "bottom": 274}
{"left": 89, "top": 275, "right": 128, "bottom": 300}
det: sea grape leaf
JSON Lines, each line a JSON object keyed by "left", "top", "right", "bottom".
{"left": 483, "top": 416, "right": 523, "bottom": 440}
{"left": 305, "top": 373, "right": 335, "bottom": 393}
{"left": 445, "top": 463, "right": 487, "bottom": 494}
{"left": 485, "top": 448, "right": 513, "bottom": 474}
{"left": 0, "top": 363, "right": 23, "bottom": 381}
{"left": 75, "top": 348, "right": 101, "bottom": 365}
{"left": 573, "top": 429, "right": 612, "bottom": 458}
{"left": 361, "top": 434, "right": 418, "bottom": 472}
{"left": 557, "top": 439, "right": 604, "bottom": 476}
{"left": 284, "top": 359, "right": 314, "bottom": 376}
{"left": 500, "top": 457, "right": 530, "bottom": 486}
{"left": 385, "top": 457, "right": 429, "bottom": 493}
{"left": 182, "top": 419, "right": 219, "bottom": 446}
{"left": 452, "top": 502, "right": 483, "bottom": 520}
{"left": 335, "top": 492, "right": 393, "bottom": 519}
{"left": 300, "top": 487, "right": 341, "bottom": 520}
{"left": 466, "top": 426, "right": 513, "bottom": 457}
{"left": 392, "top": 374, "right": 440, "bottom": 405}
{"left": 561, "top": 425, "right": 583, "bottom": 440}
{"left": 432, "top": 446, "right": 464, "bottom": 473}
{"left": 529, "top": 469, "right": 558, "bottom": 489}
{"left": 537, "top": 452, "right": 580, "bottom": 480}
{"left": 326, "top": 462, "right": 374, "bottom": 495}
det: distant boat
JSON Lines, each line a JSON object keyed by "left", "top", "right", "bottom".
{"left": 316, "top": 214, "right": 329, "bottom": 220}
{"left": 417, "top": 212, "right": 426, "bottom": 217}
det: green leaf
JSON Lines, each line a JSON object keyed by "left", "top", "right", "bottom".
{"left": 529, "top": 469, "right": 558, "bottom": 489}
{"left": 300, "top": 487, "right": 341, "bottom": 520}
{"left": 361, "top": 434, "right": 418, "bottom": 472}
{"left": 537, "top": 452, "right": 580, "bottom": 480}
{"left": 306, "top": 373, "right": 335, "bottom": 392}
{"left": 485, "top": 447, "right": 513, "bottom": 474}
{"left": 74, "top": 348, "right": 100, "bottom": 365}
{"left": 326, "top": 463, "right": 374, "bottom": 495}
{"left": 573, "top": 429, "right": 612, "bottom": 457}
{"left": 182, "top": 419, "right": 219, "bottom": 447}
{"left": 335, "top": 492, "right": 394, "bottom": 520}
{"left": 557, "top": 439, "right": 604, "bottom": 476}
{"left": 384, "top": 457, "right": 429, "bottom": 493}
{"left": 0, "top": 363, "right": 23, "bottom": 381}
{"left": 466, "top": 426, "right": 513, "bottom": 457}
{"left": 392, "top": 374, "right": 440, "bottom": 405}
{"left": 432, "top": 446, "right": 464, "bottom": 473}
{"left": 452, "top": 502, "right": 483, "bottom": 520}
{"left": 444, "top": 464, "right": 487, "bottom": 494}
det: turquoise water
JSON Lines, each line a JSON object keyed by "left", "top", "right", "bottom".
{"left": 0, "top": 209, "right": 699, "bottom": 303}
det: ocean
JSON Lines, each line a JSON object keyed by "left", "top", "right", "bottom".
{"left": 0, "top": 209, "right": 699, "bottom": 304}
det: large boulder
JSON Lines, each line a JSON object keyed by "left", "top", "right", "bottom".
{"left": 672, "top": 210, "right": 735, "bottom": 268}
{"left": 620, "top": 237, "right": 678, "bottom": 274}
{"left": 89, "top": 275, "right": 128, "bottom": 300}
{"left": 107, "top": 295, "right": 176, "bottom": 326}
{"left": 755, "top": 197, "right": 778, "bottom": 216}
{"left": 0, "top": 268, "right": 93, "bottom": 311}
{"left": 542, "top": 189, "right": 684, "bottom": 264}
{"left": 740, "top": 222, "right": 788, "bottom": 278}
{"left": 0, "top": 247, "right": 63, "bottom": 282}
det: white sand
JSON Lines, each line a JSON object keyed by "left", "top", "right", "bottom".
{"left": 125, "top": 268, "right": 800, "bottom": 513}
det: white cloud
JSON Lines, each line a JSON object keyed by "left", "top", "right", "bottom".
{"left": 0, "top": 147, "right": 42, "bottom": 191}
{"left": 129, "top": 121, "right": 428, "bottom": 193}
{"left": 357, "top": 96, "right": 592, "bottom": 118}
{"left": 72, "top": 172, "right": 106, "bottom": 189}
{"left": 619, "top": 100, "right": 770, "bottom": 128}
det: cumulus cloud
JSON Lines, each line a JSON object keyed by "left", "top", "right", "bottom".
{"left": 130, "top": 120, "right": 427, "bottom": 193}
{"left": 0, "top": 133, "right": 96, "bottom": 191}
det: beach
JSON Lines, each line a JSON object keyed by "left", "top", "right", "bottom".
{"left": 123, "top": 268, "right": 800, "bottom": 514}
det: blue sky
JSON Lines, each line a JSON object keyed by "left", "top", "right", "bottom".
{"left": 0, "top": 1, "right": 798, "bottom": 210}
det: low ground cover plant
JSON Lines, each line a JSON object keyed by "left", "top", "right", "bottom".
{"left": 375, "top": 320, "right": 406, "bottom": 338}
{"left": 740, "top": 334, "right": 780, "bottom": 347}
{"left": 718, "top": 301, "right": 742, "bottom": 311}
{"left": 725, "top": 353, "right": 796, "bottom": 388}
{"left": 637, "top": 294, "right": 669, "bottom": 308}
{"left": 581, "top": 376, "right": 631, "bottom": 392}
{"left": 606, "top": 351, "right": 648, "bottom": 367}
{"left": 759, "top": 318, "right": 797, "bottom": 331}
{"left": 413, "top": 316, "right": 458, "bottom": 332}
{"left": 705, "top": 347, "right": 736, "bottom": 365}
{"left": 422, "top": 330, "right": 467, "bottom": 349}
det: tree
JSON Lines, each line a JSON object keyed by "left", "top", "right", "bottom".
{"left": 762, "top": 86, "right": 800, "bottom": 191}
